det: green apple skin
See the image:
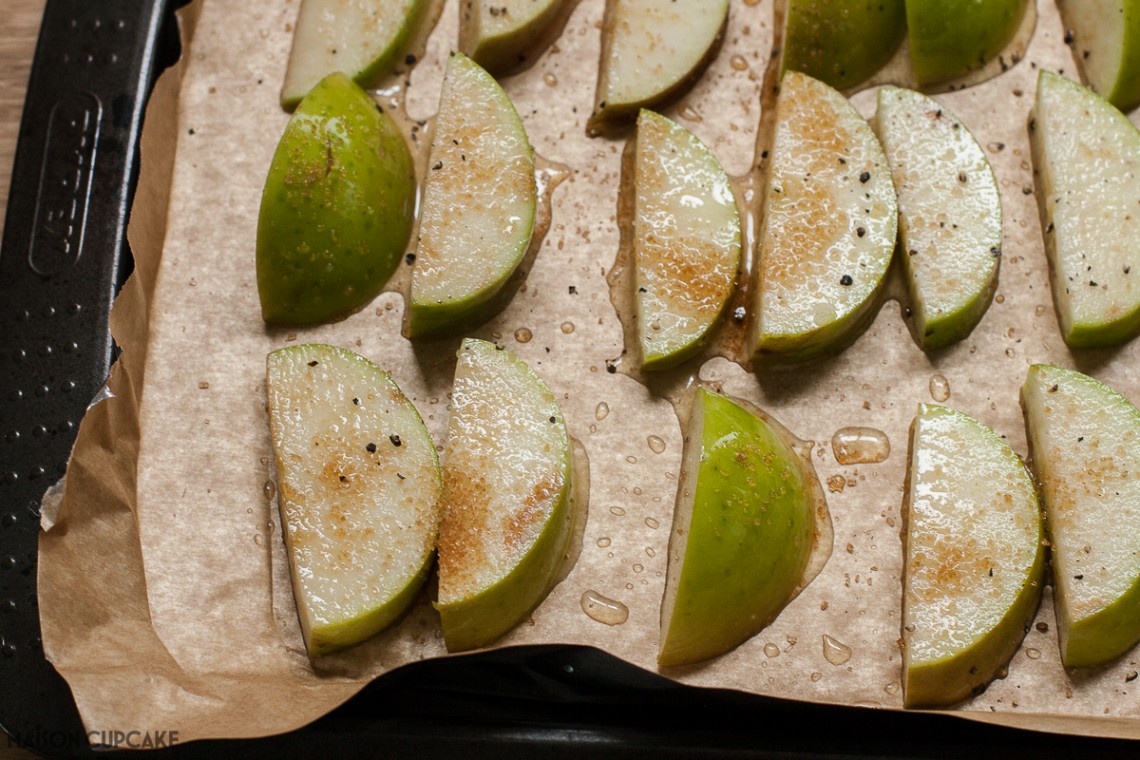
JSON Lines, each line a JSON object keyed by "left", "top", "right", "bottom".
{"left": 435, "top": 339, "right": 574, "bottom": 652}
{"left": 659, "top": 389, "right": 814, "bottom": 667}
{"left": 782, "top": 0, "right": 906, "bottom": 91}
{"left": 751, "top": 71, "right": 897, "bottom": 367}
{"left": 873, "top": 86, "right": 1002, "bottom": 350}
{"left": 906, "top": 0, "right": 1031, "bottom": 86}
{"left": 1058, "top": 0, "right": 1140, "bottom": 113}
{"left": 407, "top": 53, "right": 536, "bottom": 340}
{"left": 633, "top": 110, "right": 741, "bottom": 371}
{"left": 281, "top": 0, "right": 427, "bottom": 110}
{"left": 1022, "top": 365, "right": 1140, "bottom": 668}
{"left": 1030, "top": 70, "right": 1140, "bottom": 349}
{"left": 257, "top": 73, "right": 416, "bottom": 325}
{"left": 266, "top": 344, "right": 442, "bottom": 657}
{"left": 902, "top": 404, "right": 1044, "bottom": 708}
{"left": 588, "top": 0, "right": 729, "bottom": 135}
{"left": 459, "top": 0, "right": 565, "bottom": 75}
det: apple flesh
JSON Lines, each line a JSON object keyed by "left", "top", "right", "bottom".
{"left": 782, "top": 0, "right": 906, "bottom": 91}
{"left": 588, "top": 0, "right": 728, "bottom": 135}
{"left": 1058, "top": 0, "right": 1140, "bottom": 113}
{"left": 458, "top": 0, "right": 565, "bottom": 75}
{"left": 905, "top": 0, "right": 1031, "bottom": 87}
{"left": 435, "top": 338, "right": 575, "bottom": 652}
{"left": 1022, "top": 364, "right": 1140, "bottom": 668}
{"left": 632, "top": 110, "right": 740, "bottom": 370}
{"left": 874, "top": 86, "right": 1002, "bottom": 349}
{"left": 751, "top": 71, "right": 897, "bottom": 366}
{"left": 257, "top": 72, "right": 416, "bottom": 325}
{"left": 902, "top": 404, "right": 1044, "bottom": 707}
{"left": 1030, "top": 70, "right": 1140, "bottom": 349}
{"left": 281, "top": 0, "right": 426, "bottom": 110}
{"left": 266, "top": 344, "right": 442, "bottom": 657}
{"left": 407, "top": 53, "right": 537, "bottom": 339}
{"left": 659, "top": 389, "right": 815, "bottom": 667}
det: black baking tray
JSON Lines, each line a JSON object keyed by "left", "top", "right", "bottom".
{"left": 2, "top": 2, "right": 1140, "bottom": 757}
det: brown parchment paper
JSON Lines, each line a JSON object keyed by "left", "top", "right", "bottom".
{"left": 38, "top": 0, "right": 1140, "bottom": 744}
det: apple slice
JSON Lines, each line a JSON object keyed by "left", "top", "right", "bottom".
{"left": 1022, "top": 365, "right": 1140, "bottom": 668}
{"left": 632, "top": 110, "right": 740, "bottom": 371}
{"left": 874, "top": 86, "right": 1002, "bottom": 349}
{"left": 905, "top": 0, "right": 1031, "bottom": 87}
{"left": 407, "top": 53, "right": 537, "bottom": 339}
{"left": 436, "top": 338, "right": 575, "bottom": 651}
{"left": 257, "top": 72, "right": 416, "bottom": 325}
{"left": 659, "top": 389, "right": 815, "bottom": 667}
{"left": 902, "top": 404, "right": 1044, "bottom": 707}
{"left": 750, "top": 71, "right": 897, "bottom": 366}
{"left": 1030, "top": 70, "right": 1140, "bottom": 349}
{"left": 266, "top": 344, "right": 442, "bottom": 657}
{"left": 458, "top": 0, "right": 565, "bottom": 75}
{"left": 280, "top": 0, "right": 426, "bottom": 110}
{"left": 587, "top": 0, "right": 728, "bottom": 135}
{"left": 782, "top": 0, "right": 906, "bottom": 91}
{"left": 1058, "top": 0, "right": 1140, "bottom": 113}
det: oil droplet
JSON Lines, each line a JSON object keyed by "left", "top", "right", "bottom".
{"left": 730, "top": 54, "right": 748, "bottom": 71}
{"left": 647, "top": 435, "right": 666, "bottom": 454}
{"left": 929, "top": 374, "right": 951, "bottom": 402}
{"left": 595, "top": 401, "right": 610, "bottom": 420}
{"left": 644, "top": 517, "right": 659, "bottom": 529}
{"left": 1025, "top": 647, "right": 1041, "bottom": 660}
{"left": 831, "top": 428, "right": 890, "bottom": 465}
{"left": 645, "top": 547, "right": 656, "bottom": 558}
{"left": 884, "top": 682, "right": 900, "bottom": 696}
{"left": 827, "top": 475, "right": 846, "bottom": 493}
{"left": 763, "top": 642, "right": 781, "bottom": 658}
{"left": 263, "top": 480, "right": 276, "bottom": 500}
{"left": 625, "top": 582, "right": 634, "bottom": 589}
{"left": 254, "top": 534, "right": 264, "bottom": 547}
{"left": 626, "top": 455, "right": 638, "bottom": 464}
{"left": 1035, "top": 304, "right": 1047, "bottom": 316}
{"left": 1005, "top": 347, "right": 1016, "bottom": 358}
{"left": 596, "top": 536, "right": 611, "bottom": 548}
{"left": 581, "top": 590, "right": 629, "bottom": 626}
{"left": 995, "top": 293, "right": 1005, "bottom": 304}
{"left": 677, "top": 104, "right": 702, "bottom": 122}
{"left": 543, "top": 72, "right": 558, "bottom": 87}
{"left": 560, "top": 321, "right": 575, "bottom": 334}
{"left": 822, "top": 634, "right": 853, "bottom": 666}
{"left": 633, "top": 563, "right": 644, "bottom": 573}
{"left": 514, "top": 327, "right": 533, "bottom": 343}
{"left": 810, "top": 672, "right": 822, "bottom": 682}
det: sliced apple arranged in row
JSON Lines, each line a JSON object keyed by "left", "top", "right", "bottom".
{"left": 874, "top": 86, "right": 1002, "bottom": 349}
{"left": 257, "top": 73, "right": 417, "bottom": 325}
{"left": 1057, "top": 0, "right": 1140, "bottom": 113}
{"left": 436, "top": 338, "right": 575, "bottom": 652}
{"left": 266, "top": 344, "right": 442, "bottom": 657}
{"left": 1030, "top": 70, "right": 1140, "bottom": 349}
{"left": 1022, "top": 365, "right": 1140, "bottom": 668}
{"left": 407, "top": 52, "right": 538, "bottom": 339}
{"left": 459, "top": 0, "right": 567, "bottom": 75}
{"left": 750, "top": 71, "right": 897, "bottom": 366}
{"left": 281, "top": 0, "right": 427, "bottom": 110}
{"left": 588, "top": 0, "right": 729, "bottom": 134}
{"left": 632, "top": 110, "right": 740, "bottom": 370}
{"left": 902, "top": 404, "right": 1044, "bottom": 708}
{"left": 659, "top": 388, "right": 818, "bottom": 666}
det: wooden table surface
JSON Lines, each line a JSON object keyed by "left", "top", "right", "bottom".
{"left": 0, "top": 0, "right": 47, "bottom": 245}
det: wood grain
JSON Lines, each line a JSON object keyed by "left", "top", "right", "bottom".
{"left": 0, "top": 0, "right": 46, "bottom": 243}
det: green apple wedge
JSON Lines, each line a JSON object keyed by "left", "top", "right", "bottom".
{"left": 902, "top": 404, "right": 1044, "bottom": 708}
{"left": 587, "top": 0, "right": 728, "bottom": 135}
{"left": 659, "top": 388, "right": 815, "bottom": 667}
{"left": 1022, "top": 365, "right": 1140, "bottom": 668}
{"left": 632, "top": 110, "right": 740, "bottom": 371}
{"left": 1030, "top": 70, "right": 1140, "bottom": 349}
{"left": 407, "top": 53, "right": 536, "bottom": 339}
{"left": 458, "top": 0, "right": 565, "bottom": 75}
{"left": 750, "top": 70, "right": 897, "bottom": 366}
{"left": 258, "top": 72, "right": 416, "bottom": 325}
{"left": 266, "top": 344, "right": 442, "bottom": 657}
{"left": 905, "top": 0, "right": 1031, "bottom": 87}
{"left": 874, "top": 86, "right": 1002, "bottom": 350}
{"left": 1058, "top": 0, "right": 1140, "bottom": 113}
{"left": 435, "top": 338, "right": 574, "bottom": 651}
{"left": 782, "top": 0, "right": 906, "bottom": 91}
{"left": 281, "top": 0, "right": 426, "bottom": 110}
